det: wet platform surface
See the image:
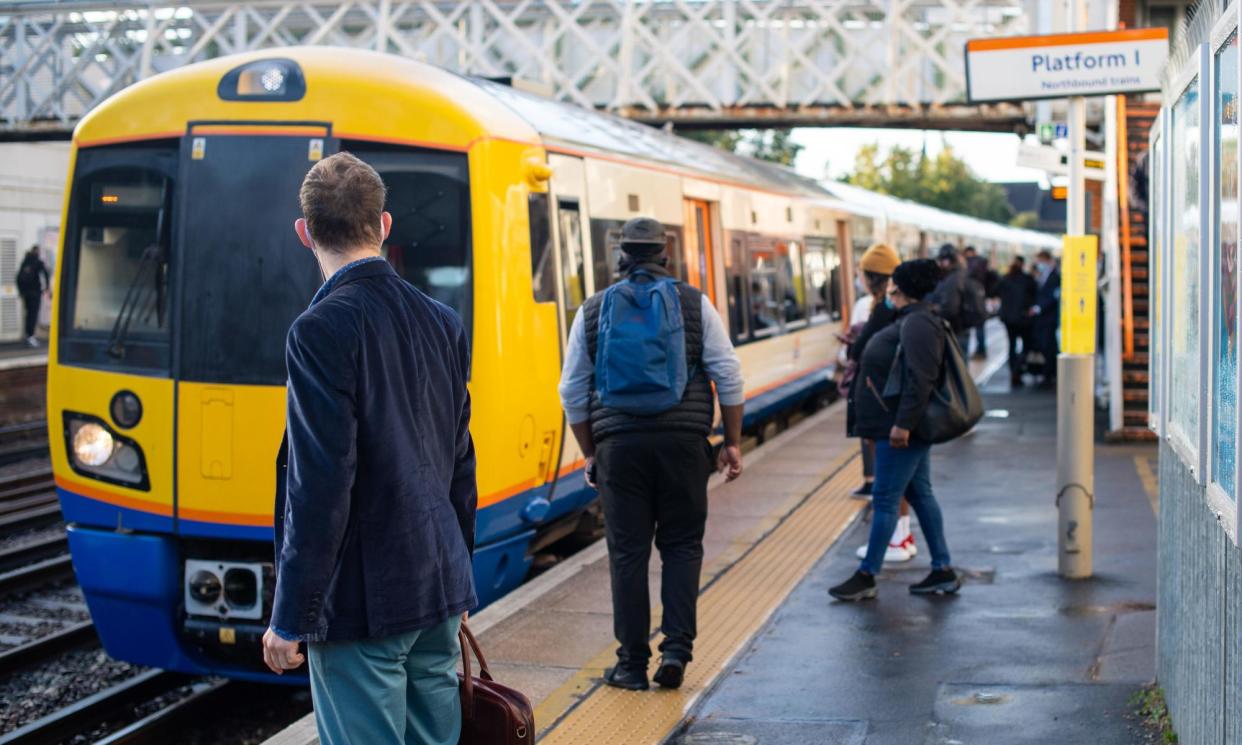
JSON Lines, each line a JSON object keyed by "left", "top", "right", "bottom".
{"left": 675, "top": 376, "right": 1158, "bottom": 745}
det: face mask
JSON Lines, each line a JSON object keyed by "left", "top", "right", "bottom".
{"left": 884, "top": 296, "right": 896, "bottom": 310}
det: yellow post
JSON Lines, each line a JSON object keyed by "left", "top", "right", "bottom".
{"left": 1058, "top": 234, "right": 1097, "bottom": 579}
{"left": 1061, "top": 235, "right": 1099, "bottom": 354}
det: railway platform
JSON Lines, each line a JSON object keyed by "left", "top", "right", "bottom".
{"left": 265, "top": 332, "right": 1159, "bottom": 745}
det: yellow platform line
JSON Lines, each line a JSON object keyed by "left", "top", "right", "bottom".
{"left": 537, "top": 459, "right": 863, "bottom": 744}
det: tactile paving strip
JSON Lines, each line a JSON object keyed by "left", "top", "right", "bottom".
{"left": 538, "top": 459, "right": 862, "bottom": 745}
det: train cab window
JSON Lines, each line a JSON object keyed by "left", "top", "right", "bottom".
{"left": 529, "top": 193, "right": 555, "bottom": 302}
{"left": 349, "top": 145, "right": 472, "bottom": 339}
{"left": 593, "top": 222, "right": 685, "bottom": 290}
{"left": 60, "top": 142, "right": 179, "bottom": 372}
{"left": 804, "top": 237, "right": 842, "bottom": 322}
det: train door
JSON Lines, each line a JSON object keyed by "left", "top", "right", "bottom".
{"left": 544, "top": 154, "right": 596, "bottom": 511}
{"left": 174, "top": 126, "right": 332, "bottom": 536}
{"left": 684, "top": 199, "right": 718, "bottom": 304}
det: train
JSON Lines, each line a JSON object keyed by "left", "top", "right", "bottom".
{"left": 46, "top": 47, "right": 1060, "bottom": 682}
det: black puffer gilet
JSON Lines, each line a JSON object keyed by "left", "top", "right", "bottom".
{"left": 583, "top": 266, "right": 714, "bottom": 443}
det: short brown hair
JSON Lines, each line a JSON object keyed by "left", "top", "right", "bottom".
{"left": 299, "top": 152, "right": 387, "bottom": 253}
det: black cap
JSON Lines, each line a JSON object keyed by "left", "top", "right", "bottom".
{"left": 619, "top": 217, "right": 667, "bottom": 257}
{"left": 936, "top": 243, "right": 958, "bottom": 261}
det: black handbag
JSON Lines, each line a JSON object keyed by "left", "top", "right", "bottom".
{"left": 885, "top": 319, "right": 983, "bottom": 444}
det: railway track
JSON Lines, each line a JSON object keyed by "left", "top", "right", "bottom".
{"left": 0, "top": 422, "right": 48, "bottom": 468}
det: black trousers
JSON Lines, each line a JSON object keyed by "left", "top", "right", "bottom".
{"left": 1033, "top": 318, "right": 1059, "bottom": 378}
{"left": 595, "top": 431, "right": 710, "bottom": 668}
{"left": 21, "top": 291, "right": 40, "bottom": 339}
{"left": 1003, "top": 321, "right": 1033, "bottom": 377}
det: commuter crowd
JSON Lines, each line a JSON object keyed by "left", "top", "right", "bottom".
{"left": 257, "top": 153, "right": 1025, "bottom": 744}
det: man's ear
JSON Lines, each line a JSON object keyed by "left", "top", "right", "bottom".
{"left": 380, "top": 211, "right": 393, "bottom": 243}
{"left": 294, "top": 218, "right": 314, "bottom": 250}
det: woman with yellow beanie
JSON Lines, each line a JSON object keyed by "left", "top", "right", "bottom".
{"left": 843, "top": 242, "right": 916, "bottom": 563}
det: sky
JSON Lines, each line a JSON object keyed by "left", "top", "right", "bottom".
{"left": 788, "top": 128, "right": 1050, "bottom": 186}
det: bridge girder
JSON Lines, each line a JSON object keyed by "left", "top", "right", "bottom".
{"left": 0, "top": 0, "right": 1056, "bottom": 138}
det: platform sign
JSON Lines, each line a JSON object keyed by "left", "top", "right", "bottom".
{"left": 966, "top": 28, "right": 1168, "bottom": 103}
{"left": 1061, "top": 235, "right": 1098, "bottom": 355}
{"left": 1039, "top": 122, "right": 1055, "bottom": 144}
{"left": 1016, "top": 143, "right": 1106, "bottom": 179}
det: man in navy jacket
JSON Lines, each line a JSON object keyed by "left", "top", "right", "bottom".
{"left": 261, "top": 152, "right": 476, "bottom": 745}
{"left": 1030, "top": 249, "right": 1062, "bottom": 387}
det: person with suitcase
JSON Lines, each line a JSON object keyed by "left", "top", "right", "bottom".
{"left": 559, "top": 217, "right": 744, "bottom": 691}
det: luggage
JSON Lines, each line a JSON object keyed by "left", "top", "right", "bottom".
{"left": 915, "top": 322, "right": 984, "bottom": 444}
{"left": 459, "top": 622, "right": 535, "bottom": 745}
{"left": 594, "top": 269, "right": 688, "bottom": 415}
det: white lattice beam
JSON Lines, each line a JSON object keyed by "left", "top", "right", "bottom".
{"left": 0, "top": 0, "right": 1059, "bottom": 136}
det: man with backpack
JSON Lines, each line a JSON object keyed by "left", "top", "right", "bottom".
{"left": 559, "top": 216, "right": 744, "bottom": 692}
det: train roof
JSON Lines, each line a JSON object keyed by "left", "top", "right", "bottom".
{"left": 471, "top": 77, "right": 829, "bottom": 199}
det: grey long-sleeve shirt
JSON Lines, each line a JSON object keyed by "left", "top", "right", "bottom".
{"left": 558, "top": 293, "right": 745, "bottom": 425}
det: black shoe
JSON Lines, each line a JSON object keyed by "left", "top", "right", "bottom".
{"left": 828, "top": 571, "right": 877, "bottom": 601}
{"left": 909, "top": 568, "right": 961, "bottom": 595}
{"left": 602, "top": 666, "right": 649, "bottom": 690}
{"left": 850, "top": 481, "right": 873, "bottom": 498}
{"left": 1010, "top": 374, "right": 1023, "bottom": 388}
{"left": 652, "top": 657, "right": 686, "bottom": 689}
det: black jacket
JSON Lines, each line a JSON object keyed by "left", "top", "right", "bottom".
{"left": 995, "top": 270, "right": 1038, "bottom": 325}
{"left": 16, "top": 253, "right": 48, "bottom": 295}
{"left": 1033, "top": 268, "right": 1061, "bottom": 326}
{"left": 853, "top": 303, "right": 945, "bottom": 441}
{"left": 273, "top": 259, "right": 477, "bottom": 642}
{"left": 847, "top": 298, "right": 897, "bottom": 363}
{"left": 928, "top": 267, "right": 966, "bottom": 331}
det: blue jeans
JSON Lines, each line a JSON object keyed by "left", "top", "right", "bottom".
{"left": 860, "top": 440, "right": 952, "bottom": 575}
{"left": 308, "top": 615, "right": 462, "bottom": 745}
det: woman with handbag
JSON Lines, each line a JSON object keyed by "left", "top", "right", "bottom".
{"left": 829, "top": 258, "right": 961, "bottom": 601}
{"left": 840, "top": 243, "right": 918, "bottom": 563}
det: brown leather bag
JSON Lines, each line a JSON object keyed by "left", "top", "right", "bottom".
{"left": 458, "top": 622, "right": 535, "bottom": 745}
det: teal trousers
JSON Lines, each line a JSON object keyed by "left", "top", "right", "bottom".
{"left": 308, "top": 616, "right": 462, "bottom": 745}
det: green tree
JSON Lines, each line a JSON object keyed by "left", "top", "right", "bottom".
{"left": 678, "top": 128, "right": 803, "bottom": 166}
{"left": 1009, "top": 211, "right": 1039, "bottom": 229}
{"left": 842, "top": 143, "right": 1014, "bottom": 224}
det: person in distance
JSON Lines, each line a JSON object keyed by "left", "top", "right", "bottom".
{"left": 995, "top": 255, "right": 1038, "bottom": 388}
{"left": 261, "top": 152, "right": 477, "bottom": 745}
{"left": 829, "top": 258, "right": 961, "bottom": 601}
{"left": 559, "top": 216, "right": 745, "bottom": 692}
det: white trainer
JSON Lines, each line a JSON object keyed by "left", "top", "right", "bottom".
{"left": 855, "top": 541, "right": 913, "bottom": 562}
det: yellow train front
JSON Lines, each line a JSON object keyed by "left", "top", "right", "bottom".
{"left": 48, "top": 48, "right": 853, "bottom": 682}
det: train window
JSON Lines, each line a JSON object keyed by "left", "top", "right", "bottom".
{"left": 1150, "top": 128, "right": 1164, "bottom": 433}
{"left": 781, "top": 241, "right": 808, "bottom": 329}
{"left": 804, "top": 237, "right": 842, "bottom": 322}
{"left": 1169, "top": 78, "right": 1201, "bottom": 456}
{"left": 747, "top": 239, "right": 783, "bottom": 339}
{"left": 1213, "top": 30, "right": 1239, "bottom": 496}
{"left": 529, "top": 192, "right": 555, "bottom": 303}
{"left": 59, "top": 141, "right": 179, "bottom": 372}
{"left": 726, "top": 236, "right": 749, "bottom": 343}
{"left": 591, "top": 221, "right": 686, "bottom": 290}
{"left": 351, "top": 146, "right": 472, "bottom": 339}
{"left": 558, "top": 200, "right": 588, "bottom": 324}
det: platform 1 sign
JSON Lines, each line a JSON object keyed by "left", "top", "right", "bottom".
{"left": 1061, "top": 235, "right": 1098, "bottom": 355}
{"left": 966, "top": 28, "right": 1168, "bottom": 103}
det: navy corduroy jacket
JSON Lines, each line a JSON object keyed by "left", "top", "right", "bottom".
{"left": 272, "top": 259, "right": 477, "bottom": 642}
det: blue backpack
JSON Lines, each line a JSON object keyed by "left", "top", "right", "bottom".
{"left": 594, "top": 270, "right": 688, "bottom": 416}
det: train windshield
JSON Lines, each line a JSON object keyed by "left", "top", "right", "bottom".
{"left": 60, "top": 143, "right": 179, "bottom": 371}
{"left": 348, "top": 143, "right": 473, "bottom": 338}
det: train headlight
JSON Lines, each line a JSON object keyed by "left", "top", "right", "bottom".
{"left": 218, "top": 58, "right": 305, "bottom": 102}
{"left": 109, "top": 390, "right": 143, "bottom": 429}
{"left": 224, "top": 568, "right": 258, "bottom": 609}
{"left": 63, "top": 413, "right": 151, "bottom": 491}
{"left": 72, "top": 423, "right": 114, "bottom": 467}
{"left": 188, "top": 570, "right": 222, "bottom": 604}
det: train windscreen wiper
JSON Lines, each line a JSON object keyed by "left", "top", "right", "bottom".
{"left": 107, "top": 184, "right": 170, "bottom": 360}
